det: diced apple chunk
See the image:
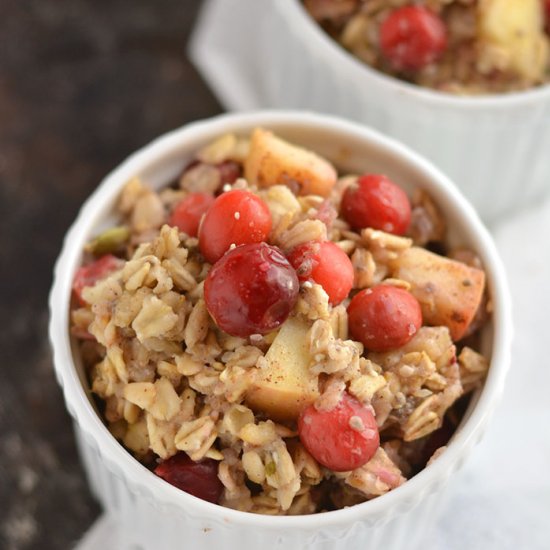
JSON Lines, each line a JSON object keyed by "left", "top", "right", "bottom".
{"left": 245, "top": 317, "right": 319, "bottom": 421}
{"left": 478, "top": 0, "right": 549, "bottom": 81}
{"left": 244, "top": 128, "right": 337, "bottom": 197}
{"left": 390, "top": 247, "right": 485, "bottom": 341}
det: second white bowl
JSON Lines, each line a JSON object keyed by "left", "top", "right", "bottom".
{"left": 190, "top": 0, "right": 550, "bottom": 224}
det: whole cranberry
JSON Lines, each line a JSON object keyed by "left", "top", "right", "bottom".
{"left": 298, "top": 392, "right": 379, "bottom": 472}
{"left": 168, "top": 192, "right": 215, "bottom": 237}
{"left": 72, "top": 254, "right": 123, "bottom": 305}
{"left": 287, "top": 240, "right": 354, "bottom": 305}
{"left": 154, "top": 453, "right": 223, "bottom": 504}
{"left": 198, "top": 189, "right": 272, "bottom": 264}
{"left": 341, "top": 174, "right": 411, "bottom": 235}
{"left": 348, "top": 285, "right": 422, "bottom": 352}
{"left": 205, "top": 242, "right": 299, "bottom": 337}
{"left": 380, "top": 6, "right": 447, "bottom": 71}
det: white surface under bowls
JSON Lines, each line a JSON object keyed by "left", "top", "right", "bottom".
{"left": 189, "top": 0, "right": 550, "bottom": 224}
{"left": 49, "top": 111, "right": 512, "bottom": 550}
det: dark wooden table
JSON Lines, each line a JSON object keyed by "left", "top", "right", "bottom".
{"left": 0, "top": 2, "right": 221, "bottom": 548}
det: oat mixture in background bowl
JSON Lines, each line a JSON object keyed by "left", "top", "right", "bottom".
{"left": 71, "top": 126, "right": 491, "bottom": 515}
{"left": 50, "top": 112, "right": 512, "bottom": 549}
{"left": 190, "top": 2, "right": 550, "bottom": 223}
{"left": 304, "top": 0, "right": 550, "bottom": 94}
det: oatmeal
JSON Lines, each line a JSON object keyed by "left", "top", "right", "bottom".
{"left": 304, "top": 0, "right": 550, "bottom": 94}
{"left": 70, "top": 128, "right": 490, "bottom": 514}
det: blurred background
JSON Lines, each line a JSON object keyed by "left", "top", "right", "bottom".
{"left": 0, "top": 1, "right": 220, "bottom": 548}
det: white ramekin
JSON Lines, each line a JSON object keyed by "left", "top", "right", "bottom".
{"left": 189, "top": 0, "right": 550, "bottom": 224}
{"left": 49, "top": 111, "right": 512, "bottom": 550}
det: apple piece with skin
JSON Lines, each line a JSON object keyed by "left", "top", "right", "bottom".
{"left": 390, "top": 247, "right": 485, "bottom": 341}
{"left": 245, "top": 316, "right": 319, "bottom": 422}
{"left": 244, "top": 128, "right": 337, "bottom": 197}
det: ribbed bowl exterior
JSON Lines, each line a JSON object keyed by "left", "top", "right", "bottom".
{"left": 74, "top": 423, "right": 449, "bottom": 550}
{"left": 190, "top": 0, "right": 550, "bottom": 224}
{"left": 49, "top": 112, "right": 512, "bottom": 550}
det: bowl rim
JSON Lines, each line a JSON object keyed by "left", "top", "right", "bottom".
{"left": 49, "top": 110, "right": 512, "bottom": 531}
{"left": 277, "top": 0, "right": 550, "bottom": 110}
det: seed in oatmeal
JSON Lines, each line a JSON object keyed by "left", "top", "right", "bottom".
{"left": 199, "top": 189, "right": 272, "bottom": 264}
{"left": 85, "top": 225, "right": 130, "bottom": 256}
{"left": 341, "top": 174, "right": 411, "bottom": 235}
{"left": 287, "top": 240, "right": 354, "bottom": 305}
{"left": 298, "top": 392, "right": 379, "bottom": 471}
{"left": 348, "top": 285, "right": 422, "bottom": 352}
{"left": 204, "top": 242, "right": 299, "bottom": 337}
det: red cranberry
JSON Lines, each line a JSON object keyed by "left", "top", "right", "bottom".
{"left": 198, "top": 189, "right": 272, "bottom": 264}
{"left": 72, "top": 254, "right": 123, "bottom": 305}
{"left": 168, "top": 192, "right": 215, "bottom": 237}
{"left": 380, "top": 6, "right": 447, "bottom": 71}
{"left": 204, "top": 242, "right": 299, "bottom": 337}
{"left": 348, "top": 285, "right": 422, "bottom": 352}
{"left": 341, "top": 174, "right": 411, "bottom": 235}
{"left": 287, "top": 241, "right": 354, "bottom": 305}
{"left": 298, "top": 392, "right": 379, "bottom": 472}
{"left": 154, "top": 453, "right": 223, "bottom": 504}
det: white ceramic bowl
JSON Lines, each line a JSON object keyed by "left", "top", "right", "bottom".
{"left": 49, "top": 111, "right": 512, "bottom": 550}
{"left": 189, "top": 0, "right": 550, "bottom": 224}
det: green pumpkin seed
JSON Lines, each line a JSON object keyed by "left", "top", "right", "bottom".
{"left": 86, "top": 226, "right": 130, "bottom": 255}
